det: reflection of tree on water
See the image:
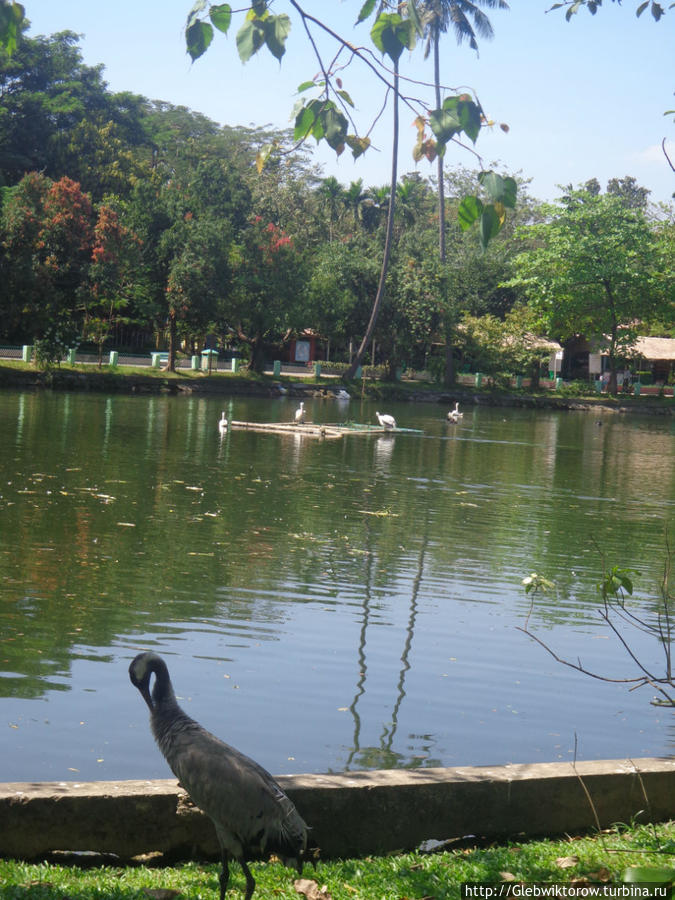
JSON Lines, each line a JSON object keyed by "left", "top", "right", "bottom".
{"left": 345, "top": 513, "right": 439, "bottom": 770}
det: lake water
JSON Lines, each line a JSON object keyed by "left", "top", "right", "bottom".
{"left": 0, "top": 389, "right": 674, "bottom": 783}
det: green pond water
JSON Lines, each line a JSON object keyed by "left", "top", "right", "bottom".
{"left": 0, "top": 389, "right": 673, "bottom": 782}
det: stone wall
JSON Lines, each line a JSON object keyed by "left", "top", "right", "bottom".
{"left": 1, "top": 758, "right": 673, "bottom": 861}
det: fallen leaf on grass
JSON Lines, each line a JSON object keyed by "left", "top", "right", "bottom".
{"left": 585, "top": 868, "right": 612, "bottom": 882}
{"left": 556, "top": 856, "right": 579, "bottom": 869}
{"left": 294, "top": 878, "right": 332, "bottom": 900}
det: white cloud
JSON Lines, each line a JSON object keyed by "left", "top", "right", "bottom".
{"left": 631, "top": 140, "right": 675, "bottom": 168}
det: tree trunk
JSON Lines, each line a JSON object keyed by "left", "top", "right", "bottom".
{"left": 167, "top": 309, "right": 176, "bottom": 373}
{"left": 345, "top": 58, "right": 399, "bottom": 381}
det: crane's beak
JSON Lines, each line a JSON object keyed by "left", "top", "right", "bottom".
{"left": 129, "top": 657, "right": 154, "bottom": 710}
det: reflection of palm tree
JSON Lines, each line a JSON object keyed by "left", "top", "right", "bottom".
{"left": 346, "top": 513, "right": 433, "bottom": 771}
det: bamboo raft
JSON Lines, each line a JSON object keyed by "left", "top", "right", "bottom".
{"left": 228, "top": 420, "right": 423, "bottom": 439}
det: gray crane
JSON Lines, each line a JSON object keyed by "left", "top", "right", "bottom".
{"left": 129, "top": 651, "right": 309, "bottom": 900}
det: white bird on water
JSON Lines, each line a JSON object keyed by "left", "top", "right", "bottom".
{"left": 218, "top": 411, "right": 229, "bottom": 433}
{"left": 447, "top": 402, "right": 463, "bottom": 424}
{"left": 294, "top": 401, "right": 305, "bottom": 424}
{"left": 376, "top": 411, "right": 396, "bottom": 430}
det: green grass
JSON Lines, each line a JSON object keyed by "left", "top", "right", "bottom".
{"left": 1, "top": 822, "right": 673, "bottom": 899}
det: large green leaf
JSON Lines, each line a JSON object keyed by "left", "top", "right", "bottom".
{"left": 294, "top": 99, "right": 324, "bottom": 142}
{"left": 370, "top": 13, "right": 415, "bottom": 62}
{"left": 479, "top": 204, "right": 502, "bottom": 250}
{"left": 456, "top": 98, "right": 482, "bottom": 144}
{"left": 186, "top": 20, "right": 214, "bottom": 61}
{"left": 457, "top": 195, "right": 483, "bottom": 231}
{"left": 236, "top": 17, "right": 266, "bottom": 63}
{"left": 209, "top": 4, "right": 232, "bottom": 34}
{"left": 356, "top": 0, "right": 377, "bottom": 24}
{"left": 429, "top": 107, "right": 462, "bottom": 145}
{"left": 0, "top": 2, "right": 24, "bottom": 56}
{"left": 263, "top": 13, "right": 291, "bottom": 61}
{"left": 321, "top": 106, "right": 348, "bottom": 153}
{"left": 479, "top": 171, "right": 518, "bottom": 208}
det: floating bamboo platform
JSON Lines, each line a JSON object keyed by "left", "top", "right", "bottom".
{"left": 228, "top": 420, "right": 423, "bottom": 439}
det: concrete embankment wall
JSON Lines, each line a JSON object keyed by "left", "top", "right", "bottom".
{"left": 1, "top": 758, "right": 673, "bottom": 861}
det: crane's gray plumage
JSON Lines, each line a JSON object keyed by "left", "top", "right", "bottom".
{"left": 129, "top": 652, "right": 308, "bottom": 900}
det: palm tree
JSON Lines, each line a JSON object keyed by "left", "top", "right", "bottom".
{"left": 419, "top": 0, "right": 509, "bottom": 383}
{"left": 317, "top": 176, "right": 345, "bottom": 242}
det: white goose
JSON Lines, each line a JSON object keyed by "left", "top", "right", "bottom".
{"left": 218, "top": 411, "right": 229, "bottom": 433}
{"left": 294, "top": 401, "right": 306, "bottom": 424}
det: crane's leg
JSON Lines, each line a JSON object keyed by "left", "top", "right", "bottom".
{"left": 219, "top": 851, "right": 230, "bottom": 900}
{"left": 239, "top": 859, "right": 256, "bottom": 900}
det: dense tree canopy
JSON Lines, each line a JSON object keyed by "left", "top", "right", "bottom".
{"left": 0, "top": 21, "right": 672, "bottom": 382}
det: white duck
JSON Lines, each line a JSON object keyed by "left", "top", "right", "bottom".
{"left": 376, "top": 411, "right": 396, "bottom": 430}
{"left": 294, "top": 401, "right": 306, "bottom": 424}
{"left": 218, "top": 411, "right": 228, "bottom": 433}
{"left": 447, "top": 402, "right": 463, "bottom": 424}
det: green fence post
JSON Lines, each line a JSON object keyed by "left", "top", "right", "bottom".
{"left": 314, "top": 361, "right": 322, "bottom": 379}
{"left": 22, "top": 345, "right": 32, "bottom": 363}
{"left": 475, "top": 372, "right": 482, "bottom": 388}
{"left": 67, "top": 348, "right": 77, "bottom": 365}
{"left": 109, "top": 350, "right": 118, "bottom": 367}
{"left": 231, "top": 357, "right": 240, "bottom": 374}
{"left": 273, "top": 360, "right": 281, "bottom": 377}
{"left": 191, "top": 355, "right": 199, "bottom": 370}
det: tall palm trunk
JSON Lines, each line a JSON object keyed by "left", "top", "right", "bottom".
{"left": 433, "top": 29, "right": 456, "bottom": 388}
{"left": 345, "top": 58, "right": 400, "bottom": 381}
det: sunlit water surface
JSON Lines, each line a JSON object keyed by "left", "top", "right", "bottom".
{"left": 1, "top": 390, "right": 674, "bottom": 782}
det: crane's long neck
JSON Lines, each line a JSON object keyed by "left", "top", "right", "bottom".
{"left": 147, "top": 660, "right": 198, "bottom": 764}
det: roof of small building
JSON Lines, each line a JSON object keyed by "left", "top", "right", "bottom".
{"left": 633, "top": 336, "right": 675, "bottom": 361}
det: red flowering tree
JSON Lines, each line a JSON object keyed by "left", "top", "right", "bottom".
{"left": 87, "top": 203, "right": 141, "bottom": 365}
{"left": 3, "top": 172, "right": 94, "bottom": 364}
{"left": 228, "top": 215, "right": 305, "bottom": 373}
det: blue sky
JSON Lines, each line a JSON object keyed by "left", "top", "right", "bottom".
{"left": 24, "top": 1, "right": 675, "bottom": 204}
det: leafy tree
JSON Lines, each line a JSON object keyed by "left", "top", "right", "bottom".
{"left": 606, "top": 175, "right": 651, "bottom": 210}
{"left": 183, "top": 1, "right": 515, "bottom": 381}
{"left": 86, "top": 202, "right": 142, "bottom": 363}
{"left": 507, "top": 185, "right": 673, "bottom": 393}
{"left": 2, "top": 172, "right": 94, "bottom": 362}
{"left": 0, "top": 31, "right": 145, "bottom": 187}
{"left": 227, "top": 215, "right": 305, "bottom": 372}
{"left": 307, "top": 236, "right": 381, "bottom": 356}
{"left": 164, "top": 213, "right": 234, "bottom": 365}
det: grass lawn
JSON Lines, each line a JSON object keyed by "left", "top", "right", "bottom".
{"left": 1, "top": 822, "right": 673, "bottom": 899}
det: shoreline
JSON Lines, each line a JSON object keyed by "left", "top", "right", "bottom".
{"left": 1, "top": 364, "right": 672, "bottom": 415}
